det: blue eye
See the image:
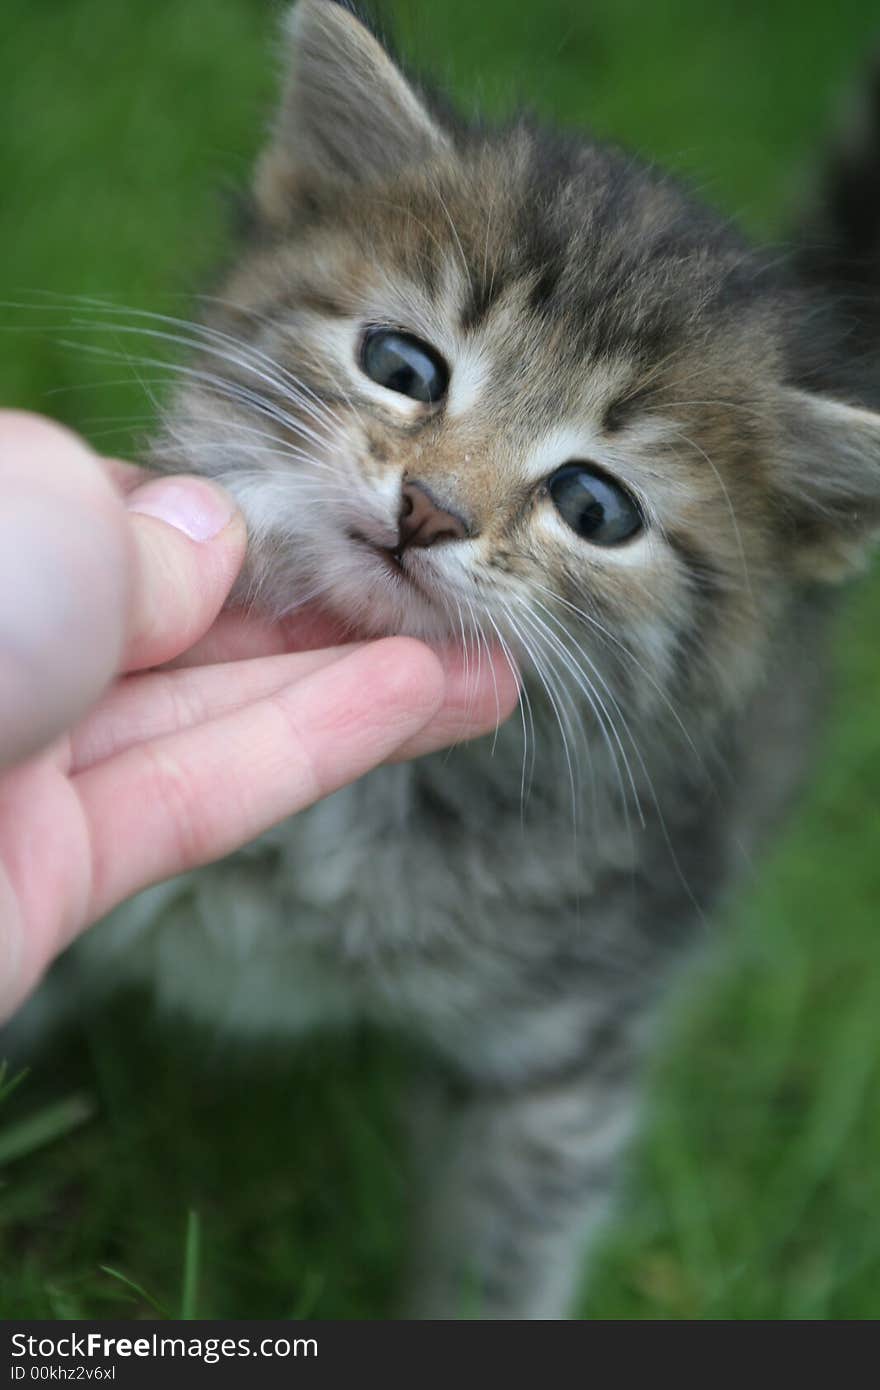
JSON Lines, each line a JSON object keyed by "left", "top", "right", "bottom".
{"left": 359, "top": 328, "right": 449, "bottom": 404}
{"left": 548, "top": 463, "right": 643, "bottom": 546}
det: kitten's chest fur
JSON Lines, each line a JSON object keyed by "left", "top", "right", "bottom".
{"left": 97, "top": 717, "right": 640, "bottom": 1044}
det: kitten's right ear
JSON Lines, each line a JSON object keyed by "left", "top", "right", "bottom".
{"left": 254, "top": 0, "right": 449, "bottom": 223}
{"left": 777, "top": 387, "right": 880, "bottom": 582}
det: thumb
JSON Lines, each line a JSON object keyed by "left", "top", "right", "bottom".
{"left": 123, "top": 475, "right": 247, "bottom": 671}
{"left": 0, "top": 412, "right": 131, "bottom": 768}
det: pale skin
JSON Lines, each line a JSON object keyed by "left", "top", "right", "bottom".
{"left": 0, "top": 412, "right": 518, "bottom": 1023}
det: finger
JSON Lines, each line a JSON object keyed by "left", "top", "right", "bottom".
{"left": 101, "top": 457, "right": 150, "bottom": 493}
{"left": 69, "top": 639, "right": 520, "bottom": 772}
{"left": 166, "top": 603, "right": 351, "bottom": 668}
{"left": 392, "top": 642, "right": 521, "bottom": 758}
{"left": 76, "top": 637, "right": 446, "bottom": 924}
{"left": 0, "top": 412, "right": 132, "bottom": 768}
{"left": 68, "top": 646, "right": 364, "bottom": 772}
{"left": 123, "top": 475, "right": 248, "bottom": 670}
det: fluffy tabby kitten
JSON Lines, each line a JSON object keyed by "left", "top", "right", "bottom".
{"left": 71, "top": 0, "right": 880, "bottom": 1318}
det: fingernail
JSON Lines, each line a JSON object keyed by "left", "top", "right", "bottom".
{"left": 126, "top": 476, "right": 236, "bottom": 541}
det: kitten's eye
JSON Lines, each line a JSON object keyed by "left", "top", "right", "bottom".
{"left": 548, "top": 463, "right": 643, "bottom": 546}
{"left": 359, "top": 328, "right": 449, "bottom": 404}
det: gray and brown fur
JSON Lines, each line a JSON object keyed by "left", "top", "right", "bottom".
{"left": 69, "top": 1, "right": 880, "bottom": 1317}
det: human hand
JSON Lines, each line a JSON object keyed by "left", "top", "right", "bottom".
{"left": 0, "top": 412, "right": 519, "bottom": 1022}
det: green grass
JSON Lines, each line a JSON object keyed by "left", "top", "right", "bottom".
{"left": 2, "top": 0, "right": 879, "bottom": 1319}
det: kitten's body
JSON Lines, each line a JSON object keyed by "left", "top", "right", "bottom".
{"left": 82, "top": 593, "right": 827, "bottom": 1316}
{"left": 67, "top": 2, "right": 880, "bottom": 1317}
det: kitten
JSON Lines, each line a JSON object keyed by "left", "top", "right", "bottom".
{"left": 73, "top": 0, "right": 880, "bottom": 1317}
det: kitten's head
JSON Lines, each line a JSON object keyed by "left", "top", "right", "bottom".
{"left": 156, "top": 0, "right": 880, "bottom": 734}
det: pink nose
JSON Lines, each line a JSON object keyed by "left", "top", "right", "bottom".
{"left": 398, "top": 481, "right": 468, "bottom": 550}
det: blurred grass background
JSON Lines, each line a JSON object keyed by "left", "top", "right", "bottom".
{"left": 2, "top": 0, "right": 879, "bottom": 1319}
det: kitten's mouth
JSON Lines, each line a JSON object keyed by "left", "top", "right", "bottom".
{"left": 349, "top": 529, "right": 404, "bottom": 576}
{"left": 347, "top": 528, "right": 432, "bottom": 599}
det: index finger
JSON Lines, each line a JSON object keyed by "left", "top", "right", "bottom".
{"left": 76, "top": 637, "right": 447, "bottom": 925}
{"left": 165, "top": 604, "right": 352, "bottom": 667}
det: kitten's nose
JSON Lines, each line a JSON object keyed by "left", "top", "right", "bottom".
{"left": 398, "top": 480, "right": 468, "bottom": 551}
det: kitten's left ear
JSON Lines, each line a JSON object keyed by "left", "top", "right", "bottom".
{"left": 255, "top": 0, "right": 449, "bottom": 223}
{"left": 777, "top": 386, "right": 880, "bottom": 581}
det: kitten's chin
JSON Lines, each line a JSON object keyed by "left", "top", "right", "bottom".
{"left": 317, "top": 562, "right": 461, "bottom": 644}
{"left": 282, "top": 536, "right": 457, "bottom": 644}
{"left": 327, "top": 591, "right": 459, "bottom": 644}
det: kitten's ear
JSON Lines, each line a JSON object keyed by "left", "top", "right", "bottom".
{"left": 778, "top": 387, "right": 880, "bottom": 581}
{"left": 255, "top": 0, "right": 449, "bottom": 222}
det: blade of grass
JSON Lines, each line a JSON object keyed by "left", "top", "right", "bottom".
{"left": 0, "top": 1063, "right": 29, "bottom": 1106}
{"left": 99, "top": 1265, "right": 170, "bottom": 1318}
{"left": 180, "top": 1209, "right": 201, "bottom": 1319}
{"left": 0, "top": 1092, "right": 95, "bottom": 1167}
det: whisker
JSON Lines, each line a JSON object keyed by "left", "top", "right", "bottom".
{"left": 22, "top": 291, "right": 344, "bottom": 435}
{"left": 665, "top": 425, "right": 754, "bottom": 600}
{"left": 521, "top": 598, "right": 643, "bottom": 838}
{"left": 423, "top": 175, "right": 473, "bottom": 293}
{"left": 496, "top": 599, "right": 582, "bottom": 829}
{"left": 484, "top": 605, "right": 535, "bottom": 814}
{"left": 55, "top": 339, "right": 337, "bottom": 458}
{"left": 527, "top": 577, "right": 706, "bottom": 773}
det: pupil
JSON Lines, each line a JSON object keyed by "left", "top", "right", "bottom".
{"left": 389, "top": 365, "right": 417, "bottom": 393}
{"left": 579, "top": 496, "right": 605, "bottom": 533}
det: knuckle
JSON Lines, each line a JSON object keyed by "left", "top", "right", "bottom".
{"left": 140, "top": 742, "right": 211, "bottom": 871}
{"left": 265, "top": 690, "right": 323, "bottom": 806}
